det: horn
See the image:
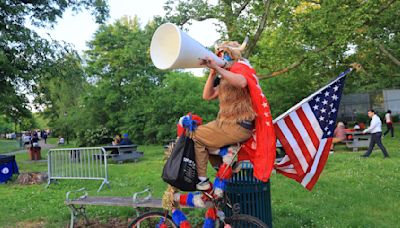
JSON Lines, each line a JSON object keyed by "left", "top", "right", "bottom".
{"left": 150, "top": 23, "right": 225, "bottom": 70}
{"left": 232, "top": 36, "right": 249, "bottom": 51}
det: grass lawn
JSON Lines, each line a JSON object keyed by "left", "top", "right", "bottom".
{"left": 0, "top": 139, "right": 22, "bottom": 154}
{"left": 0, "top": 126, "right": 399, "bottom": 227}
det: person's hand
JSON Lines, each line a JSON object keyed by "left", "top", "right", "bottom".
{"left": 199, "top": 57, "right": 219, "bottom": 70}
{"left": 362, "top": 129, "right": 367, "bottom": 134}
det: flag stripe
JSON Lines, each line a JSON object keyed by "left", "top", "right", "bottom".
{"left": 276, "top": 155, "right": 292, "bottom": 167}
{"left": 276, "top": 160, "right": 292, "bottom": 167}
{"left": 291, "top": 110, "right": 317, "bottom": 154}
{"left": 300, "top": 138, "right": 327, "bottom": 187}
{"left": 296, "top": 108, "right": 320, "bottom": 150}
{"left": 276, "top": 169, "right": 302, "bottom": 181}
{"left": 284, "top": 115, "right": 313, "bottom": 163}
{"left": 276, "top": 121, "right": 308, "bottom": 173}
{"left": 278, "top": 120, "right": 308, "bottom": 172}
{"left": 304, "top": 138, "right": 332, "bottom": 190}
{"left": 276, "top": 167, "right": 297, "bottom": 174}
{"left": 274, "top": 125, "right": 305, "bottom": 176}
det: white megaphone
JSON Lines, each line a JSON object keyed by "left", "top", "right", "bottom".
{"left": 150, "top": 23, "right": 225, "bottom": 70}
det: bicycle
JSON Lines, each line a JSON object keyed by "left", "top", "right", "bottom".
{"left": 128, "top": 190, "right": 268, "bottom": 227}
{"left": 128, "top": 142, "right": 268, "bottom": 228}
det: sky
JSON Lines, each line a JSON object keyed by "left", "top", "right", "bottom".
{"left": 32, "top": 0, "right": 220, "bottom": 76}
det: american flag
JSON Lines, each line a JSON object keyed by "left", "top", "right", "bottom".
{"left": 274, "top": 69, "right": 352, "bottom": 190}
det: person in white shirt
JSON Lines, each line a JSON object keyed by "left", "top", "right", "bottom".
{"left": 361, "top": 110, "right": 389, "bottom": 158}
{"left": 383, "top": 110, "right": 394, "bottom": 137}
{"left": 58, "top": 136, "right": 65, "bottom": 145}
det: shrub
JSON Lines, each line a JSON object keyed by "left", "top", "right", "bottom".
{"left": 355, "top": 113, "right": 369, "bottom": 124}
{"left": 76, "top": 127, "right": 112, "bottom": 146}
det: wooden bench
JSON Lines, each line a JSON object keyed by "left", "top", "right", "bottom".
{"left": 65, "top": 188, "right": 162, "bottom": 228}
{"left": 345, "top": 132, "right": 371, "bottom": 152}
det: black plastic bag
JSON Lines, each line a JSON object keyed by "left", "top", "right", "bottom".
{"left": 162, "top": 135, "right": 198, "bottom": 191}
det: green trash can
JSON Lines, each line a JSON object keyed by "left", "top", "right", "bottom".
{"left": 224, "top": 161, "right": 272, "bottom": 227}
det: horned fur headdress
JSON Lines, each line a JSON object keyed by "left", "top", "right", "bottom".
{"left": 215, "top": 37, "right": 249, "bottom": 61}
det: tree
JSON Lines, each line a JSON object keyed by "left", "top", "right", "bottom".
{"left": 81, "top": 17, "right": 167, "bottom": 143}
{"left": 131, "top": 72, "right": 219, "bottom": 143}
{"left": 164, "top": 0, "right": 399, "bottom": 80}
{"left": 164, "top": 0, "right": 271, "bottom": 57}
{"left": 164, "top": 0, "right": 400, "bottom": 117}
{"left": 35, "top": 52, "right": 87, "bottom": 140}
{"left": 0, "top": 0, "right": 109, "bottom": 120}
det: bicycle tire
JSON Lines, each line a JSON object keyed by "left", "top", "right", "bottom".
{"left": 128, "top": 211, "right": 177, "bottom": 228}
{"left": 223, "top": 214, "right": 268, "bottom": 228}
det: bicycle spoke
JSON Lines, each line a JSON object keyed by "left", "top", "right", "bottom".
{"left": 128, "top": 211, "right": 177, "bottom": 228}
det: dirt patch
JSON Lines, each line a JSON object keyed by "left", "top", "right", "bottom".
{"left": 73, "top": 217, "right": 130, "bottom": 228}
{"left": 13, "top": 220, "right": 46, "bottom": 228}
{"left": 16, "top": 172, "right": 48, "bottom": 185}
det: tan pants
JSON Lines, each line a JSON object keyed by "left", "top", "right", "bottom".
{"left": 193, "top": 120, "right": 252, "bottom": 177}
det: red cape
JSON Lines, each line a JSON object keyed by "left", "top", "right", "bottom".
{"left": 231, "top": 61, "right": 276, "bottom": 182}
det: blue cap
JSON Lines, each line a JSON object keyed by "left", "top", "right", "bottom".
{"left": 123, "top": 133, "right": 129, "bottom": 138}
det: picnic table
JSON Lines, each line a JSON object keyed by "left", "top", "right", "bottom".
{"left": 345, "top": 131, "right": 371, "bottom": 152}
{"left": 101, "top": 145, "right": 143, "bottom": 163}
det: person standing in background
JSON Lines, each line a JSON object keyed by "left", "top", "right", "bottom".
{"left": 383, "top": 110, "right": 394, "bottom": 137}
{"left": 42, "top": 130, "right": 48, "bottom": 144}
{"left": 361, "top": 110, "right": 390, "bottom": 158}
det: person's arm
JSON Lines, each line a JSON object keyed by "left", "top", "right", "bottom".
{"left": 202, "top": 69, "right": 219, "bottom": 100}
{"left": 200, "top": 57, "right": 247, "bottom": 89}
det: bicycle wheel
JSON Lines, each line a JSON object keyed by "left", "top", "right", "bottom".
{"left": 223, "top": 214, "right": 268, "bottom": 228}
{"left": 128, "top": 211, "right": 177, "bottom": 228}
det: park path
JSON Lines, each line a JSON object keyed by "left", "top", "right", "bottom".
{"left": 4, "top": 140, "right": 57, "bottom": 156}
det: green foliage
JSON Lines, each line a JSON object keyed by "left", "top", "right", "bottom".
{"left": 129, "top": 72, "right": 219, "bottom": 144}
{"left": 164, "top": 0, "right": 269, "bottom": 55}
{"left": 0, "top": 115, "right": 14, "bottom": 134}
{"left": 20, "top": 114, "right": 38, "bottom": 131}
{"left": 76, "top": 127, "right": 112, "bottom": 147}
{"left": 261, "top": 68, "right": 319, "bottom": 118}
{"left": 33, "top": 113, "right": 49, "bottom": 129}
{"left": 355, "top": 113, "right": 370, "bottom": 124}
{"left": 35, "top": 52, "right": 87, "bottom": 141}
{"left": 15, "top": 0, "right": 399, "bottom": 147}
{"left": 0, "top": 0, "right": 109, "bottom": 120}
{"left": 164, "top": 0, "right": 400, "bottom": 119}
{"left": 74, "top": 17, "right": 169, "bottom": 144}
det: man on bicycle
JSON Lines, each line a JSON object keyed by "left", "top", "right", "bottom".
{"left": 194, "top": 40, "right": 276, "bottom": 191}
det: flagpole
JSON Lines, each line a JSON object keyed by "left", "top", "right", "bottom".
{"left": 273, "top": 68, "right": 353, "bottom": 123}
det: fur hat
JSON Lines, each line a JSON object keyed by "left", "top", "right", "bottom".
{"left": 215, "top": 37, "right": 248, "bottom": 61}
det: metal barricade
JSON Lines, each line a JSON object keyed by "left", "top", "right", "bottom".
{"left": 46, "top": 147, "right": 110, "bottom": 192}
